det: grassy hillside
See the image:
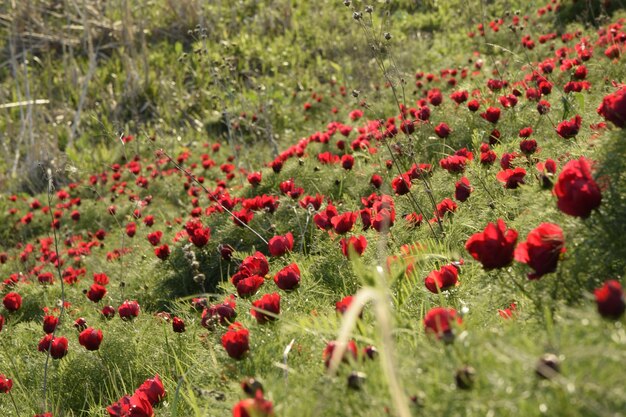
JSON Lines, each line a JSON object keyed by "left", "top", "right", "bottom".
{"left": 1, "top": 1, "right": 626, "bottom": 416}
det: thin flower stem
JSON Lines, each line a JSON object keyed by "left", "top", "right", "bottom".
{"left": 9, "top": 390, "right": 20, "bottom": 416}
{"left": 40, "top": 167, "right": 67, "bottom": 414}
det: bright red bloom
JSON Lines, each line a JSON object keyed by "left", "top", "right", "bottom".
{"left": 340, "top": 235, "right": 367, "bottom": 258}
{"left": 136, "top": 374, "right": 166, "bottom": 405}
{"left": 154, "top": 244, "right": 170, "bottom": 260}
{"left": 331, "top": 211, "right": 357, "bottom": 234}
{"left": 268, "top": 232, "right": 294, "bottom": 257}
{"left": 87, "top": 284, "right": 107, "bottom": 302}
{"left": 391, "top": 174, "right": 412, "bottom": 195}
{"left": 247, "top": 171, "right": 262, "bottom": 186}
{"left": 43, "top": 315, "right": 59, "bottom": 334}
{"left": 341, "top": 154, "right": 355, "bottom": 170}
{"left": 232, "top": 391, "right": 275, "bottom": 417}
{"left": 101, "top": 305, "right": 116, "bottom": 319}
{"left": 436, "top": 198, "right": 458, "bottom": 218}
{"left": 0, "top": 315, "right": 4, "bottom": 332}
{"left": 323, "top": 340, "right": 358, "bottom": 368}
{"left": 78, "top": 327, "right": 103, "bottom": 351}
{"left": 146, "top": 231, "right": 162, "bottom": 246}
{"left": 313, "top": 204, "right": 338, "bottom": 230}
{"left": 439, "top": 155, "right": 467, "bottom": 173}
{"left": 553, "top": 157, "right": 602, "bottom": 218}
{"left": 372, "top": 208, "right": 395, "bottom": 233}
{"left": 454, "top": 177, "right": 472, "bottom": 202}
{"left": 519, "top": 139, "right": 537, "bottom": 155}
{"left": 184, "top": 221, "right": 211, "bottom": 247}
{"left": 274, "top": 263, "right": 301, "bottom": 291}
{"left": 0, "top": 374, "right": 12, "bottom": 393}
{"left": 221, "top": 322, "right": 250, "bottom": 360}
{"left": 125, "top": 222, "right": 136, "bottom": 238}
{"left": 172, "top": 317, "right": 185, "bottom": 333}
{"left": 45, "top": 336, "right": 68, "bottom": 359}
{"left": 423, "top": 307, "right": 462, "bottom": 339}
{"left": 594, "top": 280, "right": 625, "bottom": 319}
{"left": 118, "top": 300, "right": 140, "bottom": 320}
{"left": 424, "top": 265, "right": 459, "bottom": 293}
{"left": 597, "top": 86, "right": 626, "bottom": 127}
{"left": 234, "top": 275, "right": 265, "bottom": 298}
{"left": 514, "top": 223, "right": 566, "bottom": 279}
{"left": 335, "top": 295, "right": 355, "bottom": 315}
{"left": 107, "top": 391, "right": 153, "bottom": 417}
{"left": 481, "top": 106, "right": 501, "bottom": 123}
{"left": 251, "top": 293, "right": 280, "bottom": 324}
{"left": 556, "top": 115, "right": 582, "bottom": 138}
{"left": 496, "top": 167, "right": 526, "bottom": 189}
{"left": 3, "top": 292, "right": 22, "bottom": 312}
{"left": 434, "top": 122, "right": 451, "bottom": 138}
{"left": 93, "top": 273, "right": 109, "bottom": 286}
{"left": 465, "top": 219, "right": 518, "bottom": 269}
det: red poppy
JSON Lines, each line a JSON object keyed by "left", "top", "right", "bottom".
{"left": 553, "top": 157, "right": 602, "bottom": 218}
{"left": 434, "top": 122, "right": 451, "bottom": 138}
{"left": 232, "top": 391, "right": 275, "bottom": 417}
{"left": 597, "top": 86, "right": 626, "bottom": 127}
{"left": 423, "top": 307, "right": 462, "bottom": 339}
{"left": 43, "top": 315, "right": 59, "bottom": 334}
{"left": 424, "top": 265, "right": 459, "bottom": 293}
{"left": 172, "top": 317, "right": 185, "bottom": 333}
{"left": 155, "top": 244, "right": 170, "bottom": 260}
{"left": 87, "top": 284, "right": 107, "bottom": 302}
{"left": 0, "top": 374, "right": 12, "bottom": 393}
{"left": 439, "top": 155, "right": 467, "bottom": 173}
{"left": 247, "top": 171, "right": 262, "bottom": 186}
{"left": 274, "top": 263, "right": 301, "bottom": 291}
{"left": 340, "top": 235, "right": 367, "bottom": 258}
{"left": 107, "top": 391, "right": 153, "bottom": 417}
{"left": 221, "top": 322, "right": 250, "bottom": 360}
{"left": 146, "top": 231, "right": 162, "bottom": 246}
{"left": 118, "top": 300, "right": 140, "bottom": 320}
{"left": 136, "top": 374, "right": 166, "bottom": 405}
{"left": 454, "top": 177, "right": 473, "bottom": 202}
{"left": 78, "top": 327, "right": 103, "bottom": 351}
{"left": 465, "top": 219, "right": 518, "bottom": 269}
{"left": 496, "top": 168, "right": 526, "bottom": 189}
{"left": 234, "top": 275, "right": 265, "bottom": 298}
{"left": 268, "top": 232, "right": 294, "bottom": 257}
{"left": 251, "top": 293, "right": 280, "bottom": 324}
{"left": 556, "top": 115, "right": 582, "bottom": 139}
{"left": 514, "top": 223, "right": 566, "bottom": 279}
{"left": 323, "top": 340, "right": 358, "bottom": 368}
{"left": 481, "top": 106, "right": 501, "bottom": 123}
{"left": 594, "top": 280, "right": 625, "bottom": 319}
{"left": 391, "top": 174, "right": 412, "bottom": 195}
{"left": 2, "top": 292, "right": 22, "bottom": 312}
{"left": 331, "top": 211, "right": 357, "bottom": 234}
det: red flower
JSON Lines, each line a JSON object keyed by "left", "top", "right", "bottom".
{"left": 118, "top": 300, "right": 140, "bottom": 320}
{"left": 496, "top": 167, "right": 526, "bottom": 189}
{"left": 247, "top": 171, "right": 262, "bottom": 186}
{"left": 101, "top": 305, "right": 116, "bottom": 319}
{"left": 465, "top": 219, "right": 518, "bottom": 269}
{"left": 372, "top": 208, "right": 395, "bottom": 233}
{"left": 0, "top": 374, "right": 12, "bottom": 393}
{"left": 268, "top": 232, "right": 294, "bottom": 257}
{"left": 43, "top": 315, "right": 59, "bottom": 334}
{"left": 519, "top": 139, "right": 537, "bottom": 155}
{"left": 335, "top": 295, "right": 355, "bottom": 315}
{"left": 93, "top": 273, "right": 109, "bottom": 286}
{"left": 391, "top": 174, "right": 412, "bottom": 195}
{"left": 185, "top": 221, "right": 211, "bottom": 247}
{"left": 146, "top": 231, "right": 162, "bottom": 246}
{"left": 323, "top": 340, "right": 358, "bottom": 368}
{"left": 340, "top": 235, "right": 367, "bottom": 258}
{"left": 107, "top": 391, "right": 153, "bottom": 417}
{"left": 0, "top": 315, "right": 4, "bottom": 332}
{"left": 594, "top": 280, "right": 625, "bottom": 319}
{"left": 125, "top": 222, "right": 136, "bottom": 238}
{"left": 439, "top": 155, "right": 467, "bottom": 173}
{"left": 553, "top": 157, "right": 602, "bottom": 218}
{"left": 341, "top": 154, "right": 355, "bottom": 170}
{"left": 424, "top": 265, "right": 459, "bottom": 293}
{"left": 172, "top": 317, "right": 185, "bottom": 333}
{"left": 423, "top": 307, "right": 462, "bottom": 339}
{"left": 221, "top": 322, "right": 250, "bottom": 360}
{"left": 331, "top": 211, "right": 357, "bottom": 234}
{"left": 370, "top": 174, "right": 383, "bottom": 188}
{"left": 234, "top": 275, "right": 265, "bottom": 298}
{"left": 3, "top": 292, "right": 22, "bottom": 312}
{"left": 436, "top": 198, "right": 457, "bottom": 218}
{"left": 274, "top": 263, "right": 301, "bottom": 291}
{"left": 514, "top": 223, "right": 566, "bottom": 279}
{"left": 136, "top": 374, "right": 166, "bottom": 405}
{"left": 78, "top": 327, "right": 103, "bottom": 351}
{"left": 556, "top": 115, "right": 581, "bottom": 139}
{"left": 313, "top": 204, "right": 338, "bottom": 230}
{"left": 154, "top": 244, "right": 170, "bottom": 260}
{"left": 45, "top": 336, "right": 68, "bottom": 359}
{"left": 87, "top": 284, "right": 107, "bottom": 302}
{"left": 597, "top": 86, "right": 626, "bottom": 127}
{"left": 251, "top": 293, "right": 280, "bottom": 324}
{"left": 454, "top": 177, "right": 473, "bottom": 202}
{"left": 481, "top": 106, "right": 501, "bottom": 123}
{"left": 434, "top": 122, "right": 451, "bottom": 138}
{"left": 232, "top": 391, "right": 275, "bottom": 417}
